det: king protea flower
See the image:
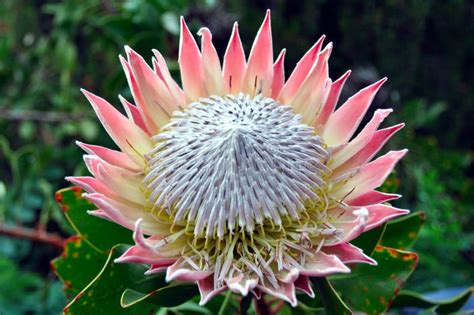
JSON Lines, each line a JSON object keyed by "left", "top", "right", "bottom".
{"left": 67, "top": 10, "right": 409, "bottom": 306}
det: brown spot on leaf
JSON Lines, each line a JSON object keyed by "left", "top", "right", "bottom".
{"left": 401, "top": 252, "right": 417, "bottom": 261}
{"left": 71, "top": 291, "right": 83, "bottom": 304}
{"left": 55, "top": 192, "right": 64, "bottom": 203}
{"left": 69, "top": 235, "right": 81, "bottom": 242}
{"left": 393, "top": 277, "right": 405, "bottom": 287}
{"left": 386, "top": 247, "right": 399, "bottom": 258}
{"left": 72, "top": 186, "right": 82, "bottom": 197}
{"left": 50, "top": 261, "right": 57, "bottom": 272}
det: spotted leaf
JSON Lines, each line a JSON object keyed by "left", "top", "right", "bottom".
{"left": 51, "top": 236, "right": 107, "bottom": 299}
{"left": 381, "top": 211, "right": 425, "bottom": 250}
{"left": 330, "top": 245, "right": 418, "bottom": 313}
{"left": 55, "top": 187, "right": 131, "bottom": 252}
{"left": 63, "top": 245, "right": 159, "bottom": 315}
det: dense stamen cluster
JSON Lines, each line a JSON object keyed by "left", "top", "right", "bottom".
{"left": 144, "top": 94, "right": 331, "bottom": 238}
{"left": 137, "top": 179, "right": 345, "bottom": 291}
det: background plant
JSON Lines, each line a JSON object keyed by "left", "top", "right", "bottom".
{"left": 0, "top": 0, "right": 472, "bottom": 313}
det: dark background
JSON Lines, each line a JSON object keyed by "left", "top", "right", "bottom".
{"left": 0, "top": 1, "right": 472, "bottom": 313}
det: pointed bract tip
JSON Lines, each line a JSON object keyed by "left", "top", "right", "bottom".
{"left": 125, "top": 47, "right": 145, "bottom": 63}
{"left": 123, "top": 45, "right": 135, "bottom": 57}
{"left": 265, "top": 9, "right": 271, "bottom": 18}
{"left": 80, "top": 89, "right": 96, "bottom": 102}
{"left": 368, "top": 257, "right": 378, "bottom": 266}
{"left": 197, "top": 27, "right": 211, "bottom": 37}
{"left": 180, "top": 16, "right": 190, "bottom": 34}
{"left": 322, "top": 42, "right": 333, "bottom": 57}
{"left": 361, "top": 77, "right": 387, "bottom": 93}
{"left": 378, "top": 108, "right": 394, "bottom": 113}
{"left": 313, "top": 34, "right": 326, "bottom": 48}
{"left": 261, "top": 9, "right": 271, "bottom": 28}
{"left": 276, "top": 48, "right": 286, "bottom": 61}
{"left": 81, "top": 90, "right": 104, "bottom": 109}
{"left": 118, "top": 54, "right": 129, "bottom": 66}
{"left": 334, "top": 70, "right": 351, "bottom": 84}
{"left": 113, "top": 257, "right": 124, "bottom": 264}
{"left": 87, "top": 209, "right": 106, "bottom": 218}
{"left": 229, "top": 22, "right": 241, "bottom": 41}
{"left": 375, "top": 76, "right": 388, "bottom": 86}
{"left": 389, "top": 149, "right": 409, "bottom": 160}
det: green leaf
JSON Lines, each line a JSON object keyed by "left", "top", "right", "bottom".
{"left": 351, "top": 223, "right": 386, "bottom": 255}
{"left": 279, "top": 304, "right": 298, "bottom": 315}
{"left": 55, "top": 187, "right": 131, "bottom": 252}
{"left": 390, "top": 288, "right": 473, "bottom": 313}
{"left": 51, "top": 236, "right": 107, "bottom": 298}
{"left": 380, "top": 211, "right": 425, "bottom": 250}
{"left": 121, "top": 284, "right": 199, "bottom": 308}
{"left": 331, "top": 245, "right": 418, "bottom": 313}
{"left": 311, "top": 277, "right": 352, "bottom": 315}
{"left": 63, "top": 245, "right": 158, "bottom": 315}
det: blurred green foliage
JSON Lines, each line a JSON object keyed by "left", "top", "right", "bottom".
{"left": 0, "top": 0, "right": 472, "bottom": 312}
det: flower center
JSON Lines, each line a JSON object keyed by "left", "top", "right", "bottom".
{"left": 144, "top": 93, "right": 331, "bottom": 238}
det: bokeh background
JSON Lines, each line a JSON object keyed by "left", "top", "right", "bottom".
{"left": 0, "top": 0, "right": 473, "bottom": 313}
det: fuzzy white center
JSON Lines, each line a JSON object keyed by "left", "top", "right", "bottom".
{"left": 144, "top": 94, "right": 330, "bottom": 238}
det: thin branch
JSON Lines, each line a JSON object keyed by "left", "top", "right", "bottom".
{"left": 0, "top": 108, "right": 91, "bottom": 123}
{"left": 0, "top": 223, "right": 64, "bottom": 249}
